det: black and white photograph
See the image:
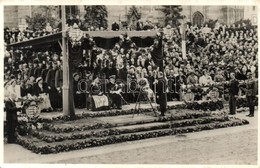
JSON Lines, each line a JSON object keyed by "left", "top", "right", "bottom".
{"left": 2, "top": 1, "right": 259, "bottom": 166}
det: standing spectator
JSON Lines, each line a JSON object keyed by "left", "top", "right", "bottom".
{"left": 34, "top": 61, "right": 44, "bottom": 78}
{"left": 41, "top": 62, "right": 51, "bottom": 81}
{"left": 33, "top": 77, "right": 52, "bottom": 112}
{"left": 112, "top": 21, "right": 120, "bottom": 31}
{"left": 73, "top": 73, "right": 86, "bottom": 108}
{"left": 136, "top": 19, "right": 143, "bottom": 31}
{"left": 55, "top": 64, "right": 63, "bottom": 110}
{"left": 229, "top": 72, "right": 239, "bottom": 115}
{"left": 155, "top": 71, "right": 167, "bottom": 116}
{"left": 5, "top": 93, "right": 23, "bottom": 143}
{"left": 29, "top": 59, "right": 38, "bottom": 77}
{"left": 46, "top": 62, "right": 59, "bottom": 110}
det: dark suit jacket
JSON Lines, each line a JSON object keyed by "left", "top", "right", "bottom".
{"left": 33, "top": 83, "right": 50, "bottom": 96}
{"left": 5, "top": 99, "right": 21, "bottom": 121}
{"left": 229, "top": 79, "right": 239, "bottom": 96}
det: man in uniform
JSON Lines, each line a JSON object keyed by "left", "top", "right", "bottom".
{"left": 245, "top": 72, "right": 257, "bottom": 117}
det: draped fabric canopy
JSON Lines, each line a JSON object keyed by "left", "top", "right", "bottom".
{"left": 7, "top": 31, "right": 157, "bottom": 50}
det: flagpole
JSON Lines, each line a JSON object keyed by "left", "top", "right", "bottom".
{"left": 62, "top": 5, "right": 73, "bottom": 116}
{"left": 181, "top": 19, "right": 187, "bottom": 60}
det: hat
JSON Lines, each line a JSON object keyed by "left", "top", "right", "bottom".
{"left": 247, "top": 72, "right": 253, "bottom": 76}
{"left": 36, "top": 77, "right": 42, "bottom": 83}
{"left": 189, "top": 70, "right": 196, "bottom": 75}
{"left": 130, "top": 65, "right": 135, "bottom": 70}
{"left": 109, "top": 75, "right": 116, "bottom": 79}
{"left": 33, "top": 59, "right": 39, "bottom": 64}
{"left": 9, "top": 79, "right": 15, "bottom": 85}
{"left": 73, "top": 73, "right": 79, "bottom": 78}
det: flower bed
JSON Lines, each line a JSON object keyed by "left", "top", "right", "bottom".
{"left": 22, "top": 116, "right": 231, "bottom": 143}
{"left": 16, "top": 118, "right": 249, "bottom": 154}
{"left": 35, "top": 100, "right": 224, "bottom": 123}
{"left": 32, "top": 112, "right": 212, "bottom": 134}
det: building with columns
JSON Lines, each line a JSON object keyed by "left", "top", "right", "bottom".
{"left": 4, "top": 5, "right": 257, "bottom": 30}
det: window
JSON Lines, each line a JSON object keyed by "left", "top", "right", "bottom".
{"left": 253, "top": 6, "right": 256, "bottom": 11}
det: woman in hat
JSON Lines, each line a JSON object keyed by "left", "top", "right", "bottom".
{"left": 6, "top": 78, "right": 21, "bottom": 100}
{"left": 33, "top": 77, "right": 52, "bottom": 112}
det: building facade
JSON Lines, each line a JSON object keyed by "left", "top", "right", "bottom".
{"left": 4, "top": 5, "right": 257, "bottom": 30}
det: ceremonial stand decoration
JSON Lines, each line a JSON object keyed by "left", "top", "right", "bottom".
{"left": 7, "top": 6, "right": 159, "bottom": 118}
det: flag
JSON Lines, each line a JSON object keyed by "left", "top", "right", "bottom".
{"left": 68, "top": 41, "right": 83, "bottom": 71}
{"left": 151, "top": 34, "right": 164, "bottom": 71}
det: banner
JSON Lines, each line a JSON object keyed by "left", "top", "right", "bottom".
{"left": 92, "top": 95, "right": 109, "bottom": 109}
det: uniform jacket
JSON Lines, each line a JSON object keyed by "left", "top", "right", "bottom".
{"left": 246, "top": 79, "right": 257, "bottom": 97}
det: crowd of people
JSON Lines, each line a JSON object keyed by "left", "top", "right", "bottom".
{"left": 4, "top": 17, "right": 258, "bottom": 144}
{"left": 4, "top": 15, "right": 161, "bottom": 45}
{"left": 4, "top": 19, "right": 258, "bottom": 112}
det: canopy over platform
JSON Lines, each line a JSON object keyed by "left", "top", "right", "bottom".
{"left": 7, "top": 30, "right": 158, "bottom": 50}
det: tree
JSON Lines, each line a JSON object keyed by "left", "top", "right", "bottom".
{"left": 83, "top": 6, "right": 108, "bottom": 30}
{"left": 161, "top": 6, "right": 184, "bottom": 27}
{"left": 25, "top": 6, "right": 60, "bottom": 31}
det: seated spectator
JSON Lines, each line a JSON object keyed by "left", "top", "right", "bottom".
{"left": 106, "top": 75, "right": 122, "bottom": 109}
{"left": 73, "top": 73, "right": 86, "bottom": 109}
{"left": 33, "top": 77, "right": 52, "bottom": 112}
{"left": 45, "top": 23, "right": 53, "bottom": 34}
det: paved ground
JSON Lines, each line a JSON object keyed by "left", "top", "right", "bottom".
{"left": 4, "top": 109, "right": 258, "bottom": 165}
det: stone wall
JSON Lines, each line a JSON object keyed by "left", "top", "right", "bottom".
{"left": 4, "top": 6, "right": 18, "bottom": 28}
{"left": 4, "top": 5, "right": 257, "bottom": 30}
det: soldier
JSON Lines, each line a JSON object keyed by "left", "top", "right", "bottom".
{"left": 245, "top": 72, "right": 257, "bottom": 117}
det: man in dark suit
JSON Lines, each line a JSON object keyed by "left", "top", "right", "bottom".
{"left": 73, "top": 73, "right": 86, "bottom": 108}
{"left": 136, "top": 19, "right": 143, "bottom": 31}
{"left": 155, "top": 71, "right": 167, "bottom": 116}
{"left": 111, "top": 21, "right": 120, "bottom": 31}
{"left": 107, "top": 75, "right": 122, "bottom": 109}
{"left": 5, "top": 93, "right": 23, "bottom": 143}
{"left": 229, "top": 72, "right": 239, "bottom": 115}
{"left": 245, "top": 72, "right": 257, "bottom": 117}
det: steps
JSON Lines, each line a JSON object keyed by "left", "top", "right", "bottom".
{"left": 16, "top": 109, "right": 249, "bottom": 154}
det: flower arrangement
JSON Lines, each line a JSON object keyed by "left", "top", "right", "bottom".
{"left": 35, "top": 100, "right": 224, "bottom": 123}
{"left": 25, "top": 116, "right": 232, "bottom": 143}
{"left": 18, "top": 94, "right": 44, "bottom": 108}
{"left": 16, "top": 117, "right": 249, "bottom": 154}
